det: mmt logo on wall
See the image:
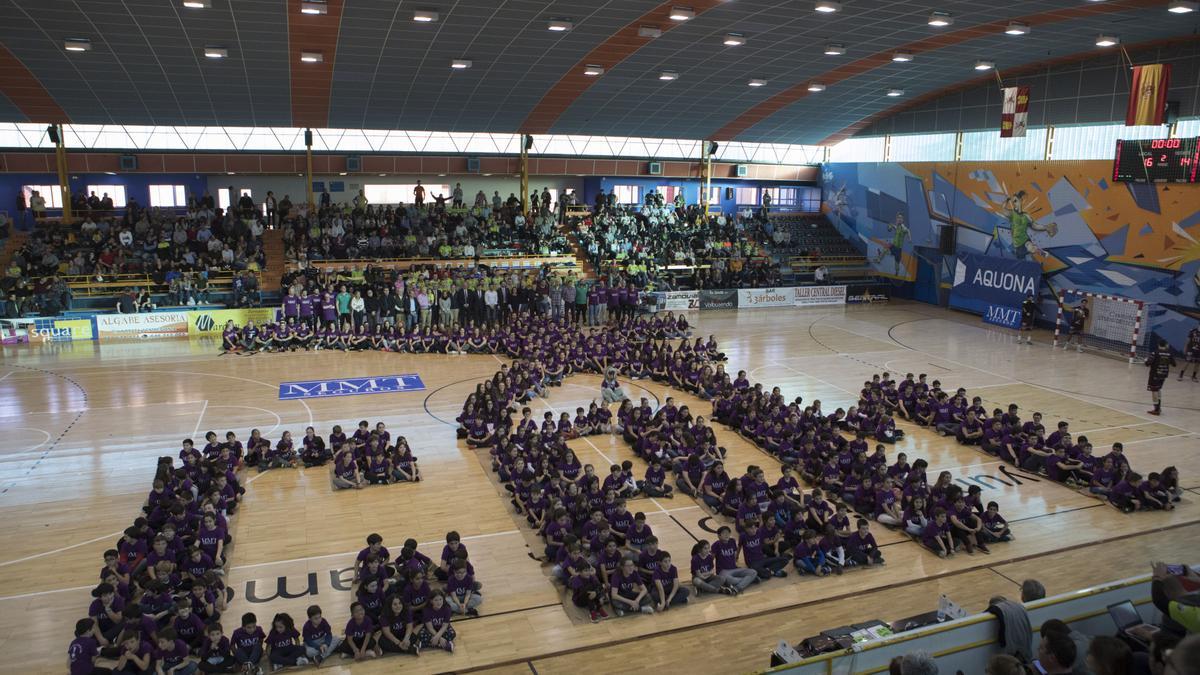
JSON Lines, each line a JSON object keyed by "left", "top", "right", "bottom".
{"left": 949, "top": 252, "right": 1041, "bottom": 316}
{"left": 279, "top": 374, "right": 426, "bottom": 400}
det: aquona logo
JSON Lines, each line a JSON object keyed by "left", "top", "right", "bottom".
{"left": 973, "top": 268, "right": 1035, "bottom": 295}
{"left": 194, "top": 314, "right": 215, "bottom": 331}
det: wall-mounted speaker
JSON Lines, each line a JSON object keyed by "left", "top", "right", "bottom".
{"left": 46, "top": 125, "right": 60, "bottom": 144}
{"left": 119, "top": 155, "right": 137, "bottom": 171}
{"left": 304, "top": 129, "right": 314, "bottom": 146}
{"left": 345, "top": 155, "right": 361, "bottom": 172}
{"left": 724, "top": 187, "right": 734, "bottom": 200}
{"left": 467, "top": 157, "right": 480, "bottom": 173}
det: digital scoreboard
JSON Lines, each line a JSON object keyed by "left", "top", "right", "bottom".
{"left": 1112, "top": 137, "right": 1200, "bottom": 183}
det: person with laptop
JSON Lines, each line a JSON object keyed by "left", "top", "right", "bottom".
{"left": 1151, "top": 562, "right": 1200, "bottom": 635}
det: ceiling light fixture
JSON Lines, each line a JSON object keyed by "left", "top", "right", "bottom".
{"left": 300, "top": 51, "right": 323, "bottom": 63}
{"left": 548, "top": 19, "right": 573, "bottom": 31}
{"left": 1005, "top": 21, "right": 1030, "bottom": 35}
{"left": 1095, "top": 34, "right": 1119, "bottom": 47}
{"left": 638, "top": 25, "right": 662, "bottom": 38}
{"left": 64, "top": 38, "right": 92, "bottom": 52}
{"left": 814, "top": 0, "right": 841, "bottom": 13}
{"left": 182, "top": 0, "right": 211, "bottom": 8}
{"left": 339, "top": 172, "right": 348, "bottom": 176}
{"left": 892, "top": 51, "right": 914, "bottom": 62}
{"left": 886, "top": 88, "right": 905, "bottom": 97}
{"left": 669, "top": 6, "right": 694, "bottom": 20}
{"left": 823, "top": 43, "right": 846, "bottom": 55}
{"left": 1168, "top": 0, "right": 1197, "bottom": 12}
{"left": 203, "top": 46, "right": 228, "bottom": 58}
{"left": 974, "top": 60, "right": 994, "bottom": 71}
{"left": 413, "top": 9, "right": 439, "bottom": 22}
{"left": 583, "top": 64, "right": 604, "bottom": 76}
{"left": 723, "top": 33, "right": 746, "bottom": 46}
{"left": 659, "top": 70, "right": 678, "bottom": 80}
{"left": 808, "top": 82, "right": 826, "bottom": 92}
{"left": 927, "top": 11, "right": 953, "bottom": 26}
{"left": 451, "top": 58, "right": 473, "bottom": 69}
{"left": 747, "top": 78, "right": 767, "bottom": 87}
{"left": 300, "top": 1, "right": 327, "bottom": 15}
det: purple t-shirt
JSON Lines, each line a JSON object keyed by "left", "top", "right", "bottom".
{"left": 712, "top": 539, "right": 739, "bottom": 571}
{"left": 344, "top": 616, "right": 376, "bottom": 641}
{"left": 231, "top": 626, "right": 264, "bottom": 650}
{"left": 68, "top": 636, "right": 99, "bottom": 675}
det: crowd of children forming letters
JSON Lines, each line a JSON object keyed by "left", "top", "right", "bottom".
{"left": 69, "top": 308, "right": 1183, "bottom": 671}
{"left": 454, "top": 313, "right": 1179, "bottom": 622}
{"left": 68, "top": 424, "right": 473, "bottom": 675}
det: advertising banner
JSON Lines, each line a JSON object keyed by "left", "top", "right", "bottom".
{"left": 279, "top": 374, "right": 427, "bottom": 400}
{"left": 847, "top": 288, "right": 891, "bottom": 304}
{"left": 95, "top": 312, "right": 190, "bottom": 340}
{"left": 737, "top": 287, "right": 792, "bottom": 309}
{"left": 792, "top": 285, "right": 847, "bottom": 307}
{"left": 187, "top": 308, "right": 277, "bottom": 336}
{"left": 699, "top": 289, "right": 738, "bottom": 310}
{"left": 949, "top": 252, "right": 1041, "bottom": 315}
{"left": 653, "top": 291, "right": 699, "bottom": 312}
{"left": 982, "top": 304, "right": 1022, "bottom": 329}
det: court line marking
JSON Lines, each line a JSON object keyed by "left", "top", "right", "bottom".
{"left": 228, "top": 529, "right": 523, "bottom": 572}
{"left": 1119, "top": 432, "right": 1196, "bottom": 446}
{"left": 191, "top": 399, "right": 209, "bottom": 438}
{"left": 0, "top": 399, "right": 208, "bottom": 418}
{"left": 0, "top": 529, "right": 123, "bottom": 568}
{"left": 0, "top": 427, "right": 54, "bottom": 458}
{"left": 206, "top": 405, "right": 284, "bottom": 438}
{"left": 0, "top": 371, "right": 13, "bottom": 383}
{"left": 125, "top": 370, "right": 314, "bottom": 429}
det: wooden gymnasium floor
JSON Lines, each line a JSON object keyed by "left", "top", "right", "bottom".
{"left": 2, "top": 301, "right": 1199, "bottom": 675}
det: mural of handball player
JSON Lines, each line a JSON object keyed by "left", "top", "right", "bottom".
{"left": 872, "top": 213, "right": 909, "bottom": 276}
{"left": 1003, "top": 190, "right": 1057, "bottom": 259}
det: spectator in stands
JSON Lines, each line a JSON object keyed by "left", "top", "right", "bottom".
{"left": 898, "top": 651, "right": 938, "bottom": 674}
{"left": 1037, "top": 630, "right": 1078, "bottom": 674}
{"left": 1087, "top": 636, "right": 1131, "bottom": 675}
{"left": 30, "top": 190, "right": 46, "bottom": 222}
{"left": 1022, "top": 579, "right": 1047, "bottom": 603}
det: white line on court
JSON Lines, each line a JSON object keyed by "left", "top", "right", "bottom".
{"left": 191, "top": 399, "right": 209, "bottom": 438}
{"left": 0, "top": 371, "right": 13, "bottom": 383}
{"left": 0, "top": 529, "right": 123, "bottom": 568}
{"left": 1119, "top": 432, "right": 1196, "bottom": 446}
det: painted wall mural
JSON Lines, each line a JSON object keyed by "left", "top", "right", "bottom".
{"left": 822, "top": 160, "right": 1200, "bottom": 351}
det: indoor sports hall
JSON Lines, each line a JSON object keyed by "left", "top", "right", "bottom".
{"left": 1, "top": 2, "right": 1199, "bottom": 675}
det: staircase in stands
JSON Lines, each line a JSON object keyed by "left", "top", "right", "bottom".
{"left": 0, "top": 229, "right": 30, "bottom": 273}
{"left": 260, "top": 228, "right": 285, "bottom": 292}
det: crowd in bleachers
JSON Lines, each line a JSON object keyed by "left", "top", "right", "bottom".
{"left": 763, "top": 214, "right": 861, "bottom": 258}
{"left": 281, "top": 186, "right": 571, "bottom": 264}
{"left": 573, "top": 190, "right": 781, "bottom": 290}
{"left": 2, "top": 192, "right": 265, "bottom": 317}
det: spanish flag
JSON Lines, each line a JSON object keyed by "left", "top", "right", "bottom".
{"left": 1125, "top": 64, "right": 1171, "bottom": 126}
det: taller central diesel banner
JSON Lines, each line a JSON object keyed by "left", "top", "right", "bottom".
{"left": 949, "top": 252, "right": 1041, "bottom": 316}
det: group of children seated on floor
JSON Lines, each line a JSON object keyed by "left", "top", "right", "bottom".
{"left": 67, "top": 426, "right": 447, "bottom": 675}
{"left": 878, "top": 372, "right": 1183, "bottom": 513}
{"left": 219, "top": 311, "right": 700, "bottom": 356}
{"left": 171, "top": 423, "right": 421, "bottom": 487}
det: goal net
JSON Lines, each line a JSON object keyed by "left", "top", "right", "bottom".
{"left": 1053, "top": 289, "right": 1150, "bottom": 363}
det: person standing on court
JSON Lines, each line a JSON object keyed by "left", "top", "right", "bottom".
{"left": 1145, "top": 340, "right": 1176, "bottom": 416}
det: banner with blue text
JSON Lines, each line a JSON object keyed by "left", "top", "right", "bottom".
{"left": 949, "top": 252, "right": 1041, "bottom": 316}
{"left": 279, "top": 374, "right": 426, "bottom": 400}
